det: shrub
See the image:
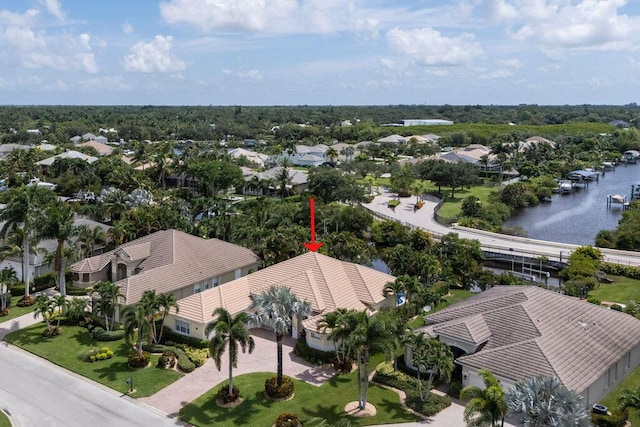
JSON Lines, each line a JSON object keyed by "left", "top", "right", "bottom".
{"left": 142, "top": 343, "right": 175, "bottom": 353}
{"left": 10, "top": 285, "right": 25, "bottom": 297}
{"left": 275, "top": 412, "right": 299, "bottom": 427}
{"left": 587, "top": 297, "right": 602, "bottom": 305}
{"left": 0, "top": 308, "right": 9, "bottom": 317}
{"left": 162, "top": 328, "right": 208, "bottom": 349}
{"left": 592, "top": 411, "right": 626, "bottom": 427}
{"left": 177, "top": 345, "right": 208, "bottom": 367}
{"left": 92, "top": 327, "right": 125, "bottom": 341}
{"left": 265, "top": 376, "right": 294, "bottom": 400}
{"left": 388, "top": 200, "right": 400, "bottom": 209}
{"left": 333, "top": 357, "right": 354, "bottom": 374}
{"left": 83, "top": 347, "right": 114, "bottom": 362}
{"left": 17, "top": 295, "right": 35, "bottom": 307}
{"left": 127, "top": 351, "right": 151, "bottom": 369}
{"left": 215, "top": 384, "right": 240, "bottom": 404}
{"left": 156, "top": 350, "right": 177, "bottom": 369}
{"left": 405, "top": 391, "right": 452, "bottom": 417}
{"left": 448, "top": 381, "right": 463, "bottom": 399}
{"left": 65, "top": 286, "right": 92, "bottom": 296}
{"left": 292, "top": 337, "right": 334, "bottom": 365}
{"left": 610, "top": 304, "right": 623, "bottom": 312}
{"left": 42, "top": 326, "right": 62, "bottom": 337}
{"left": 174, "top": 347, "right": 196, "bottom": 373}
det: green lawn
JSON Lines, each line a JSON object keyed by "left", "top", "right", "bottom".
{"left": 600, "top": 364, "right": 640, "bottom": 425}
{"left": 0, "top": 296, "right": 38, "bottom": 323}
{"left": 4, "top": 323, "right": 183, "bottom": 397}
{"left": 0, "top": 410, "right": 9, "bottom": 427}
{"left": 588, "top": 276, "right": 640, "bottom": 305}
{"left": 436, "top": 186, "right": 497, "bottom": 219}
{"left": 409, "top": 289, "right": 474, "bottom": 329}
{"left": 179, "top": 370, "right": 420, "bottom": 427}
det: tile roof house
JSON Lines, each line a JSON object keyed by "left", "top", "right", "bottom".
{"left": 36, "top": 150, "right": 99, "bottom": 167}
{"left": 166, "top": 251, "right": 396, "bottom": 349}
{"left": 409, "top": 286, "right": 640, "bottom": 406}
{"left": 76, "top": 140, "right": 114, "bottom": 156}
{"left": 282, "top": 144, "right": 328, "bottom": 167}
{"left": 70, "top": 229, "right": 260, "bottom": 308}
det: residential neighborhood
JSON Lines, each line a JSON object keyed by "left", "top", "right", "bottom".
{"left": 0, "top": 104, "right": 640, "bottom": 427}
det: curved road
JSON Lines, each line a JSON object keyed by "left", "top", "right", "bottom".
{"left": 364, "top": 190, "right": 640, "bottom": 267}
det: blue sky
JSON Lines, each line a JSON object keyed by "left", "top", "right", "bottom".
{"left": 2, "top": 0, "right": 640, "bottom": 105}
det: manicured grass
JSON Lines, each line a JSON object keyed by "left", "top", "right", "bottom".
{"left": 0, "top": 296, "right": 38, "bottom": 323}
{"left": 600, "top": 364, "right": 640, "bottom": 425}
{"left": 588, "top": 276, "right": 640, "bottom": 305}
{"left": 409, "top": 289, "right": 475, "bottom": 329}
{"left": 0, "top": 410, "right": 10, "bottom": 427}
{"left": 179, "top": 370, "right": 421, "bottom": 427}
{"left": 4, "top": 323, "right": 183, "bottom": 397}
{"left": 437, "top": 186, "right": 498, "bottom": 219}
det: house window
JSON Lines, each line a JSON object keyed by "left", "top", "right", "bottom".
{"left": 193, "top": 282, "right": 202, "bottom": 293}
{"left": 626, "top": 352, "right": 632, "bottom": 371}
{"left": 235, "top": 268, "right": 242, "bottom": 279}
{"left": 310, "top": 332, "right": 321, "bottom": 340}
{"left": 82, "top": 273, "right": 89, "bottom": 282}
{"left": 175, "top": 319, "right": 191, "bottom": 336}
{"left": 212, "top": 277, "right": 219, "bottom": 288}
{"left": 72, "top": 273, "right": 79, "bottom": 281}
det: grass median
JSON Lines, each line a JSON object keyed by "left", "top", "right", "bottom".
{"left": 4, "top": 323, "right": 183, "bottom": 397}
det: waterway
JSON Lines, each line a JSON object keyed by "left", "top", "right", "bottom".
{"left": 503, "top": 163, "right": 640, "bottom": 245}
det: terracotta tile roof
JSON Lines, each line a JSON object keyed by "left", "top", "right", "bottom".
{"left": 419, "top": 286, "right": 640, "bottom": 393}
{"left": 70, "top": 229, "right": 260, "bottom": 304}
{"left": 176, "top": 252, "right": 395, "bottom": 327}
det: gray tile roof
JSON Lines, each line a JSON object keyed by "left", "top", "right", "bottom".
{"left": 419, "top": 286, "right": 640, "bottom": 393}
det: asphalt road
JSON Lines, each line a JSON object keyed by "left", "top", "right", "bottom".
{"left": 0, "top": 342, "right": 181, "bottom": 427}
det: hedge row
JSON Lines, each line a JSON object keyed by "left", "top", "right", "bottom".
{"left": 600, "top": 262, "right": 640, "bottom": 280}
{"left": 162, "top": 328, "right": 208, "bottom": 349}
{"left": 293, "top": 337, "right": 334, "bottom": 365}
{"left": 173, "top": 347, "right": 196, "bottom": 373}
{"left": 92, "top": 327, "right": 125, "bottom": 341}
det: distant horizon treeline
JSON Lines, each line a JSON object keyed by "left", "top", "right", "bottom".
{"left": 1, "top": 104, "right": 639, "bottom": 145}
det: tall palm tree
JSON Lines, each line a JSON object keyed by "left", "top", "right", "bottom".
{"left": 383, "top": 279, "right": 406, "bottom": 307}
{"left": 92, "top": 281, "right": 124, "bottom": 331}
{"left": 39, "top": 199, "right": 77, "bottom": 296}
{"left": 275, "top": 167, "right": 291, "bottom": 199}
{"left": 317, "top": 308, "right": 350, "bottom": 363}
{"left": 505, "top": 375, "right": 591, "bottom": 427}
{"left": 0, "top": 228, "right": 41, "bottom": 287}
{"left": 205, "top": 307, "right": 255, "bottom": 396}
{"left": 157, "top": 293, "right": 179, "bottom": 343}
{"left": 247, "top": 285, "right": 310, "bottom": 386}
{"left": 344, "top": 310, "right": 396, "bottom": 411}
{"left": 407, "top": 332, "right": 454, "bottom": 402}
{"left": 0, "top": 185, "right": 56, "bottom": 297}
{"left": 76, "top": 224, "right": 106, "bottom": 258}
{"left": 460, "top": 369, "right": 507, "bottom": 427}
{"left": 151, "top": 141, "right": 175, "bottom": 190}
{"left": 121, "top": 301, "right": 154, "bottom": 358}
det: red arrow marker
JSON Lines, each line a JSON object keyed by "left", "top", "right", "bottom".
{"left": 303, "top": 197, "right": 324, "bottom": 252}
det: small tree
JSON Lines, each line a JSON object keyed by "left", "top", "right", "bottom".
{"left": 407, "top": 333, "right": 454, "bottom": 402}
{"left": 121, "top": 302, "right": 154, "bottom": 358}
{"left": 0, "top": 267, "right": 17, "bottom": 312}
{"left": 33, "top": 294, "right": 55, "bottom": 332}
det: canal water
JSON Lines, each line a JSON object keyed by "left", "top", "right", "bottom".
{"left": 503, "top": 163, "right": 640, "bottom": 245}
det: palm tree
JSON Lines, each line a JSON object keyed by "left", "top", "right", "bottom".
{"left": 326, "top": 147, "right": 338, "bottom": 163}
{"left": 205, "top": 308, "right": 256, "bottom": 396}
{"left": 33, "top": 294, "right": 54, "bottom": 331}
{"left": 505, "top": 375, "right": 591, "bottom": 427}
{"left": 92, "top": 281, "right": 124, "bottom": 331}
{"left": 157, "top": 293, "right": 179, "bottom": 343}
{"left": 0, "top": 185, "right": 56, "bottom": 297}
{"left": 247, "top": 285, "right": 310, "bottom": 386}
{"left": 51, "top": 294, "right": 69, "bottom": 328}
{"left": 39, "top": 199, "right": 77, "bottom": 296}
{"left": 76, "top": 224, "right": 106, "bottom": 258}
{"left": 121, "top": 301, "right": 154, "bottom": 358}
{"left": 460, "top": 369, "right": 507, "bottom": 427}
{"left": 151, "top": 141, "right": 175, "bottom": 190}
{"left": 618, "top": 385, "right": 640, "bottom": 418}
{"left": 317, "top": 308, "right": 350, "bottom": 363}
{"left": 0, "top": 228, "right": 41, "bottom": 287}
{"left": 0, "top": 267, "right": 17, "bottom": 312}
{"left": 140, "top": 290, "right": 161, "bottom": 343}
{"left": 344, "top": 310, "right": 396, "bottom": 411}
{"left": 407, "top": 332, "right": 454, "bottom": 402}
{"left": 383, "top": 279, "right": 406, "bottom": 307}
{"left": 275, "top": 167, "right": 291, "bottom": 199}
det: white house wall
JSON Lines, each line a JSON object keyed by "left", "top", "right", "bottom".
{"left": 584, "top": 342, "right": 640, "bottom": 407}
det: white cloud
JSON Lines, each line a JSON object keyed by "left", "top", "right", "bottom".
{"left": 386, "top": 27, "right": 483, "bottom": 66}
{"left": 159, "top": 0, "right": 297, "bottom": 32}
{"left": 122, "top": 22, "right": 134, "bottom": 34}
{"left": 123, "top": 35, "right": 186, "bottom": 73}
{"left": 0, "top": 8, "right": 40, "bottom": 27}
{"left": 238, "top": 70, "right": 263, "bottom": 80}
{"left": 40, "top": 0, "right": 65, "bottom": 21}
{"left": 501, "top": 0, "right": 640, "bottom": 51}
{"left": 497, "top": 58, "right": 523, "bottom": 68}
{"left": 479, "top": 69, "right": 512, "bottom": 79}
